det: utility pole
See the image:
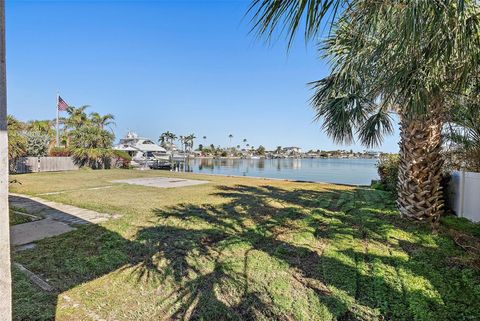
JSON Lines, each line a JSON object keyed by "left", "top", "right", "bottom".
{"left": 0, "top": 0, "right": 12, "bottom": 319}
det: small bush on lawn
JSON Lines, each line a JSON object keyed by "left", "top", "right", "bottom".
{"left": 376, "top": 154, "right": 399, "bottom": 193}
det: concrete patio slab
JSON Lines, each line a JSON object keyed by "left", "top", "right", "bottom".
{"left": 112, "top": 177, "right": 209, "bottom": 188}
{"left": 10, "top": 219, "right": 75, "bottom": 246}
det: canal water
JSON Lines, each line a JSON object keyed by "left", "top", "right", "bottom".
{"left": 186, "top": 158, "right": 379, "bottom": 185}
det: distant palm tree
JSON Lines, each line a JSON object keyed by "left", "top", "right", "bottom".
{"left": 28, "top": 120, "right": 56, "bottom": 149}
{"left": 158, "top": 132, "right": 168, "bottom": 146}
{"left": 275, "top": 146, "right": 282, "bottom": 154}
{"left": 236, "top": 145, "right": 240, "bottom": 150}
{"left": 64, "top": 105, "right": 89, "bottom": 130}
{"left": 185, "top": 134, "right": 196, "bottom": 152}
{"left": 228, "top": 134, "right": 233, "bottom": 147}
{"left": 159, "top": 131, "right": 177, "bottom": 150}
{"left": 90, "top": 112, "right": 115, "bottom": 131}
{"left": 179, "top": 135, "right": 185, "bottom": 152}
{"left": 168, "top": 132, "right": 177, "bottom": 144}
{"left": 28, "top": 120, "right": 54, "bottom": 136}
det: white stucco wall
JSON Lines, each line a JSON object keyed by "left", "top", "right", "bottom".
{"left": 450, "top": 171, "right": 480, "bottom": 223}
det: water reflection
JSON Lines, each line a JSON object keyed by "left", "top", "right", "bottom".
{"left": 188, "top": 158, "right": 378, "bottom": 185}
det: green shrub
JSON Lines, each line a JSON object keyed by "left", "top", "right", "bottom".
{"left": 49, "top": 147, "right": 72, "bottom": 157}
{"left": 25, "top": 131, "right": 50, "bottom": 157}
{"left": 112, "top": 150, "right": 132, "bottom": 168}
{"left": 71, "top": 148, "right": 114, "bottom": 169}
{"left": 376, "top": 154, "right": 399, "bottom": 193}
{"left": 370, "top": 181, "right": 384, "bottom": 190}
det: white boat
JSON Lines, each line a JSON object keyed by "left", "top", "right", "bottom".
{"left": 114, "top": 131, "right": 170, "bottom": 166}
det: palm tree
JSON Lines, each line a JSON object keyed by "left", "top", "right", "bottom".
{"left": 28, "top": 119, "right": 54, "bottom": 136}
{"left": 185, "top": 133, "right": 196, "bottom": 152}
{"left": 168, "top": 132, "right": 177, "bottom": 145}
{"left": 275, "top": 146, "right": 282, "bottom": 154}
{"left": 228, "top": 134, "right": 233, "bottom": 147}
{"left": 64, "top": 105, "right": 89, "bottom": 130}
{"left": 159, "top": 132, "right": 168, "bottom": 147}
{"left": 159, "top": 131, "right": 177, "bottom": 150}
{"left": 159, "top": 131, "right": 171, "bottom": 147}
{"left": 69, "top": 124, "right": 115, "bottom": 169}
{"left": 7, "top": 115, "right": 26, "bottom": 159}
{"left": 249, "top": 0, "right": 480, "bottom": 223}
{"left": 90, "top": 112, "right": 115, "bottom": 130}
{"left": 179, "top": 135, "right": 190, "bottom": 152}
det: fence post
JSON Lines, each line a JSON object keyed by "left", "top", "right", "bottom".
{"left": 459, "top": 170, "right": 465, "bottom": 218}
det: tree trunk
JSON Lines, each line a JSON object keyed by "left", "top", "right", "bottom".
{"left": 397, "top": 105, "right": 445, "bottom": 223}
{"left": 0, "top": 1, "right": 11, "bottom": 319}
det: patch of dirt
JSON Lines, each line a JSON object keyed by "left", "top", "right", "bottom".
{"left": 447, "top": 229, "right": 480, "bottom": 255}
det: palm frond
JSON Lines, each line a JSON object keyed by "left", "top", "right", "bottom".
{"left": 248, "top": 0, "right": 346, "bottom": 47}
{"left": 357, "top": 109, "right": 394, "bottom": 148}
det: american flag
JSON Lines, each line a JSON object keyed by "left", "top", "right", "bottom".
{"left": 57, "top": 96, "right": 69, "bottom": 111}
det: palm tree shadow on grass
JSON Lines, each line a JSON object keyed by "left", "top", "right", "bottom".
{"left": 12, "top": 184, "right": 480, "bottom": 320}
{"left": 132, "top": 184, "right": 478, "bottom": 320}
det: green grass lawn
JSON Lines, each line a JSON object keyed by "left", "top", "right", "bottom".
{"left": 10, "top": 212, "right": 33, "bottom": 225}
{"left": 10, "top": 169, "right": 480, "bottom": 321}
{"left": 9, "top": 208, "right": 37, "bottom": 225}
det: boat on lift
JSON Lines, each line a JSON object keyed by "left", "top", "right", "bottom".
{"left": 113, "top": 131, "right": 170, "bottom": 167}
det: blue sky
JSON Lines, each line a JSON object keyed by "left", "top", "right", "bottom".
{"left": 6, "top": 0, "right": 399, "bottom": 152}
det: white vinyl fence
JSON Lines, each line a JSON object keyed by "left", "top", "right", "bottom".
{"left": 11, "top": 157, "right": 78, "bottom": 174}
{"left": 450, "top": 171, "right": 480, "bottom": 223}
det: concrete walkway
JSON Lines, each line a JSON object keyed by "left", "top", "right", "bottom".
{"left": 9, "top": 193, "right": 120, "bottom": 246}
{"left": 11, "top": 219, "right": 75, "bottom": 246}
{"left": 10, "top": 193, "right": 116, "bottom": 225}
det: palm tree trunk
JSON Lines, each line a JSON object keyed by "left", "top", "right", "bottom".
{"left": 397, "top": 104, "right": 444, "bottom": 223}
{"left": 0, "top": 1, "right": 11, "bottom": 319}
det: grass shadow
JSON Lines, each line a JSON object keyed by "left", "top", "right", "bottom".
{"left": 12, "top": 182, "right": 480, "bottom": 320}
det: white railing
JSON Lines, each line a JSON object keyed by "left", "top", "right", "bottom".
{"left": 11, "top": 157, "right": 79, "bottom": 174}
{"left": 450, "top": 170, "right": 480, "bottom": 223}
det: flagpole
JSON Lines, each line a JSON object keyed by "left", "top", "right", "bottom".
{"left": 56, "top": 91, "right": 59, "bottom": 147}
